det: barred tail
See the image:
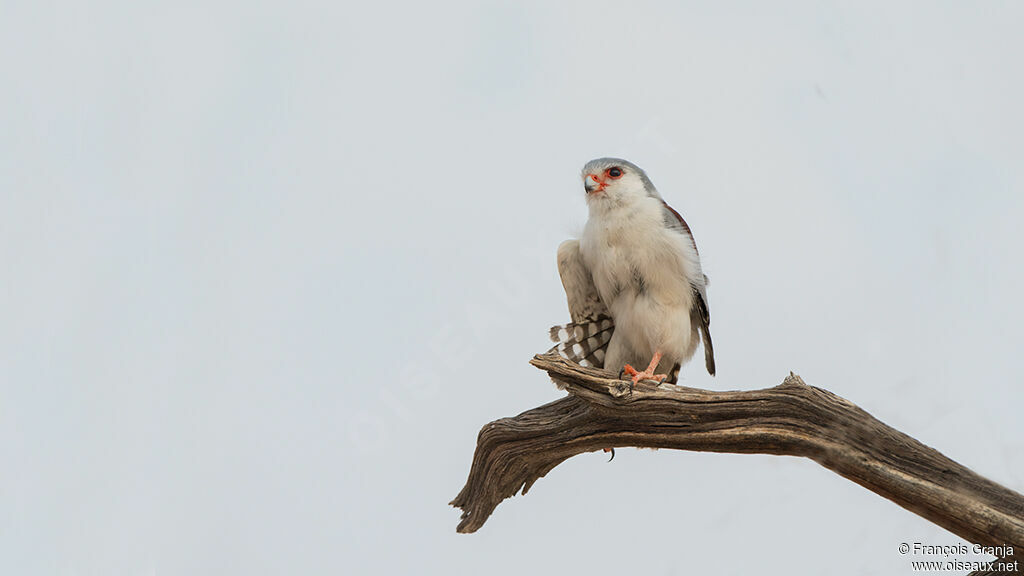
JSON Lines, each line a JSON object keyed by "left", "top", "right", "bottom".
{"left": 547, "top": 316, "right": 614, "bottom": 369}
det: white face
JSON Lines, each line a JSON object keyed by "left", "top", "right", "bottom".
{"left": 581, "top": 160, "right": 649, "bottom": 204}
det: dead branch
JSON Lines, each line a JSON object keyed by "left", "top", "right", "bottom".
{"left": 450, "top": 353, "right": 1024, "bottom": 565}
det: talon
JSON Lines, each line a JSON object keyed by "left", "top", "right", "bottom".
{"left": 622, "top": 352, "right": 668, "bottom": 389}
{"left": 603, "top": 447, "right": 615, "bottom": 462}
{"left": 620, "top": 363, "right": 640, "bottom": 395}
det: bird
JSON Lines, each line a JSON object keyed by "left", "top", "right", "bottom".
{"left": 549, "top": 158, "right": 715, "bottom": 390}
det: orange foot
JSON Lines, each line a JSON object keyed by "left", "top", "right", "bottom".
{"left": 619, "top": 351, "right": 668, "bottom": 392}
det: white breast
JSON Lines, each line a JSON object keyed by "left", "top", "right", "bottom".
{"left": 579, "top": 196, "right": 697, "bottom": 363}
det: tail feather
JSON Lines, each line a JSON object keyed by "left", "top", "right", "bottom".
{"left": 701, "top": 325, "right": 716, "bottom": 376}
{"left": 668, "top": 362, "right": 681, "bottom": 384}
{"left": 547, "top": 316, "right": 614, "bottom": 368}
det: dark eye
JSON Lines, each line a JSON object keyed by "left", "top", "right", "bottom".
{"left": 608, "top": 167, "right": 623, "bottom": 178}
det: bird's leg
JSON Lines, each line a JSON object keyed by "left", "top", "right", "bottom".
{"left": 621, "top": 351, "right": 668, "bottom": 391}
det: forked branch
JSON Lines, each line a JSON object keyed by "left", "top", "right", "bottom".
{"left": 451, "top": 353, "right": 1024, "bottom": 562}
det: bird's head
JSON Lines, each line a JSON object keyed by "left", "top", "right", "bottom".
{"left": 581, "top": 158, "right": 658, "bottom": 204}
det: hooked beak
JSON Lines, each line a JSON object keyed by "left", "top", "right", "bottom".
{"left": 584, "top": 173, "right": 606, "bottom": 194}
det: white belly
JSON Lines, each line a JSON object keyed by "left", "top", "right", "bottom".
{"left": 581, "top": 205, "right": 698, "bottom": 371}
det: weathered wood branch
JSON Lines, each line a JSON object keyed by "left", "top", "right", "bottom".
{"left": 451, "top": 353, "right": 1024, "bottom": 563}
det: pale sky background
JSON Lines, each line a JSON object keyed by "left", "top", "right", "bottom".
{"left": 2, "top": 2, "right": 1023, "bottom": 575}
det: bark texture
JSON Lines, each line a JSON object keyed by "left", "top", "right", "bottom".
{"left": 451, "top": 353, "right": 1024, "bottom": 570}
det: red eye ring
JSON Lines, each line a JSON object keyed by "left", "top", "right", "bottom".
{"left": 607, "top": 167, "right": 623, "bottom": 179}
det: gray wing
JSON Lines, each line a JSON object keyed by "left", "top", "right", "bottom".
{"left": 661, "top": 201, "right": 716, "bottom": 376}
{"left": 690, "top": 287, "right": 715, "bottom": 376}
{"left": 557, "top": 239, "right": 608, "bottom": 323}
{"left": 548, "top": 240, "right": 614, "bottom": 368}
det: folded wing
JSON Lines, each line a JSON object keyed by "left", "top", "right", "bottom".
{"left": 548, "top": 239, "right": 614, "bottom": 368}
{"left": 661, "top": 201, "right": 716, "bottom": 376}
